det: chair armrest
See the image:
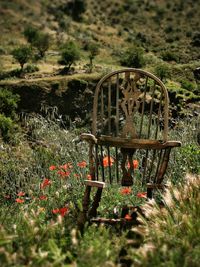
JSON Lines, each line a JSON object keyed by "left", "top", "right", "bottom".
{"left": 85, "top": 180, "right": 106, "bottom": 188}
{"left": 97, "top": 136, "right": 181, "bottom": 149}
{"left": 80, "top": 133, "right": 97, "bottom": 144}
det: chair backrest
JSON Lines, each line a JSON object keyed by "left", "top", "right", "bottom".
{"left": 92, "top": 68, "right": 169, "bottom": 141}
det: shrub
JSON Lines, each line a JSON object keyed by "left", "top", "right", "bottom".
{"left": 87, "top": 42, "right": 99, "bottom": 73}
{"left": 32, "top": 32, "right": 50, "bottom": 59}
{"left": 154, "top": 64, "right": 171, "bottom": 81}
{"left": 0, "top": 88, "right": 20, "bottom": 119}
{"left": 58, "top": 41, "right": 80, "bottom": 73}
{"left": 191, "top": 32, "right": 200, "bottom": 47}
{"left": 161, "top": 50, "right": 179, "bottom": 62}
{"left": 11, "top": 45, "right": 32, "bottom": 71}
{"left": 23, "top": 25, "right": 39, "bottom": 44}
{"left": 0, "top": 114, "right": 18, "bottom": 142}
{"left": 119, "top": 46, "right": 145, "bottom": 68}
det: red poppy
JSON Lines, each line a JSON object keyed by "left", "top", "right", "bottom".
{"left": 57, "top": 170, "right": 70, "bottom": 177}
{"left": 49, "top": 165, "right": 57, "bottom": 171}
{"left": 52, "top": 207, "right": 69, "bottom": 217}
{"left": 39, "top": 195, "right": 47, "bottom": 200}
{"left": 127, "top": 160, "right": 139, "bottom": 169}
{"left": 124, "top": 214, "right": 132, "bottom": 221}
{"left": 74, "top": 173, "right": 80, "bottom": 178}
{"left": 52, "top": 209, "right": 60, "bottom": 214}
{"left": 60, "top": 163, "right": 73, "bottom": 170}
{"left": 120, "top": 187, "right": 132, "bottom": 195}
{"left": 87, "top": 174, "right": 92, "bottom": 180}
{"left": 137, "top": 192, "right": 147, "bottom": 198}
{"left": 17, "top": 192, "right": 25, "bottom": 197}
{"left": 77, "top": 161, "right": 87, "bottom": 168}
{"left": 59, "top": 207, "right": 69, "bottom": 217}
{"left": 40, "top": 178, "right": 51, "bottom": 189}
{"left": 103, "top": 156, "right": 114, "bottom": 167}
{"left": 16, "top": 198, "right": 24, "bottom": 203}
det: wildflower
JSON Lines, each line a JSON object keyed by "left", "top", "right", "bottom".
{"left": 74, "top": 173, "right": 80, "bottom": 178}
{"left": 137, "top": 192, "right": 147, "bottom": 198}
{"left": 39, "top": 195, "right": 47, "bottom": 200}
{"left": 38, "top": 207, "right": 45, "bottom": 213}
{"left": 40, "top": 178, "right": 51, "bottom": 189}
{"left": 125, "top": 214, "right": 132, "bottom": 221}
{"left": 120, "top": 187, "right": 132, "bottom": 195}
{"left": 57, "top": 170, "right": 70, "bottom": 177}
{"left": 52, "top": 209, "right": 60, "bottom": 214}
{"left": 17, "top": 192, "right": 25, "bottom": 197}
{"left": 87, "top": 174, "right": 92, "bottom": 180}
{"left": 60, "top": 163, "right": 73, "bottom": 170}
{"left": 77, "top": 161, "right": 87, "bottom": 168}
{"left": 103, "top": 156, "right": 114, "bottom": 167}
{"left": 49, "top": 165, "right": 56, "bottom": 171}
{"left": 16, "top": 198, "right": 24, "bottom": 203}
{"left": 52, "top": 207, "right": 69, "bottom": 217}
{"left": 59, "top": 207, "right": 69, "bottom": 217}
{"left": 127, "top": 160, "right": 139, "bottom": 169}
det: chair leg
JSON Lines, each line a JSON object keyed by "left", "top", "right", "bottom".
{"left": 77, "top": 186, "right": 91, "bottom": 233}
{"left": 88, "top": 188, "right": 103, "bottom": 218}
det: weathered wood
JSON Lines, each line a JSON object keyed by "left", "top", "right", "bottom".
{"left": 85, "top": 180, "right": 106, "bottom": 188}
{"left": 97, "top": 136, "right": 181, "bottom": 149}
{"left": 88, "top": 188, "right": 103, "bottom": 218}
{"left": 79, "top": 68, "right": 181, "bottom": 228}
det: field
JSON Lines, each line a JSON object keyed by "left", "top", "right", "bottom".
{"left": 0, "top": 0, "right": 200, "bottom": 266}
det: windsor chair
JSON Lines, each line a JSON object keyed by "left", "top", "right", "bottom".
{"left": 77, "top": 68, "right": 181, "bottom": 230}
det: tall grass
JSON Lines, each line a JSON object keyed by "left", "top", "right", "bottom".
{"left": 0, "top": 114, "right": 199, "bottom": 266}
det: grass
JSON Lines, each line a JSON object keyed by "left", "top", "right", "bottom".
{"left": 0, "top": 113, "right": 199, "bottom": 266}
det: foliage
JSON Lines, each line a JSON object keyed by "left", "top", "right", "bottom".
{"left": 32, "top": 32, "right": 50, "bottom": 59}
{"left": 130, "top": 173, "right": 200, "bottom": 267}
{"left": 154, "top": 63, "right": 171, "bottom": 81}
{"left": 0, "top": 114, "right": 199, "bottom": 266}
{"left": 87, "top": 42, "right": 99, "bottom": 73}
{"left": 24, "top": 25, "right": 39, "bottom": 44}
{"left": 119, "top": 46, "right": 145, "bottom": 68}
{"left": 0, "top": 88, "right": 20, "bottom": 142}
{"left": 58, "top": 41, "right": 80, "bottom": 73}
{"left": 67, "top": 0, "right": 87, "bottom": 21}
{"left": 11, "top": 45, "right": 32, "bottom": 70}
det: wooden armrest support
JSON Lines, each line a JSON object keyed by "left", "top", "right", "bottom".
{"left": 80, "top": 133, "right": 97, "bottom": 144}
{"left": 97, "top": 136, "right": 181, "bottom": 149}
{"left": 147, "top": 183, "right": 167, "bottom": 189}
{"left": 85, "top": 180, "right": 106, "bottom": 188}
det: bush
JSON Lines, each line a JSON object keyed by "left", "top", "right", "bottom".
{"left": 0, "top": 88, "right": 20, "bottom": 119}
{"left": 154, "top": 64, "right": 171, "bottom": 81}
{"left": 32, "top": 32, "right": 50, "bottom": 59}
{"left": 58, "top": 41, "right": 80, "bottom": 73}
{"left": 12, "top": 45, "right": 32, "bottom": 71}
{"left": 119, "top": 46, "right": 145, "bottom": 68}
{"left": 0, "top": 114, "right": 18, "bottom": 142}
{"left": 161, "top": 50, "right": 179, "bottom": 62}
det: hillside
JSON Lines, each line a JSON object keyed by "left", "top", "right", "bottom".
{"left": 0, "top": 0, "right": 200, "bottom": 119}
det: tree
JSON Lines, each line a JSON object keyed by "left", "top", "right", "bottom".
{"left": 87, "top": 43, "right": 99, "bottom": 73}
{"left": 32, "top": 32, "right": 50, "bottom": 59}
{"left": 58, "top": 41, "right": 80, "bottom": 73}
{"left": 119, "top": 46, "right": 145, "bottom": 68}
{"left": 12, "top": 46, "right": 32, "bottom": 71}
{"left": 24, "top": 26, "right": 50, "bottom": 59}
{"left": 24, "top": 25, "right": 39, "bottom": 44}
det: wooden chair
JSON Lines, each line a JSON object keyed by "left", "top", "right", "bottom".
{"left": 77, "top": 68, "right": 181, "bottom": 230}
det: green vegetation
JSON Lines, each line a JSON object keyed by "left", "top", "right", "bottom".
{"left": 0, "top": 1, "right": 200, "bottom": 266}
{"left": 11, "top": 46, "right": 32, "bottom": 71}
{"left": 0, "top": 114, "right": 199, "bottom": 266}
{"left": 58, "top": 41, "right": 81, "bottom": 73}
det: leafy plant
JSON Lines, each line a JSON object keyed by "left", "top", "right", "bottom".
{"left": 58, "top": 41, "right": 80, "bottom": 73}
{"left": 12, "top": 45, "right": 32, "bottom": 71}
{"left": 119, "top": 46, "right": 145, "bottom": 68}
